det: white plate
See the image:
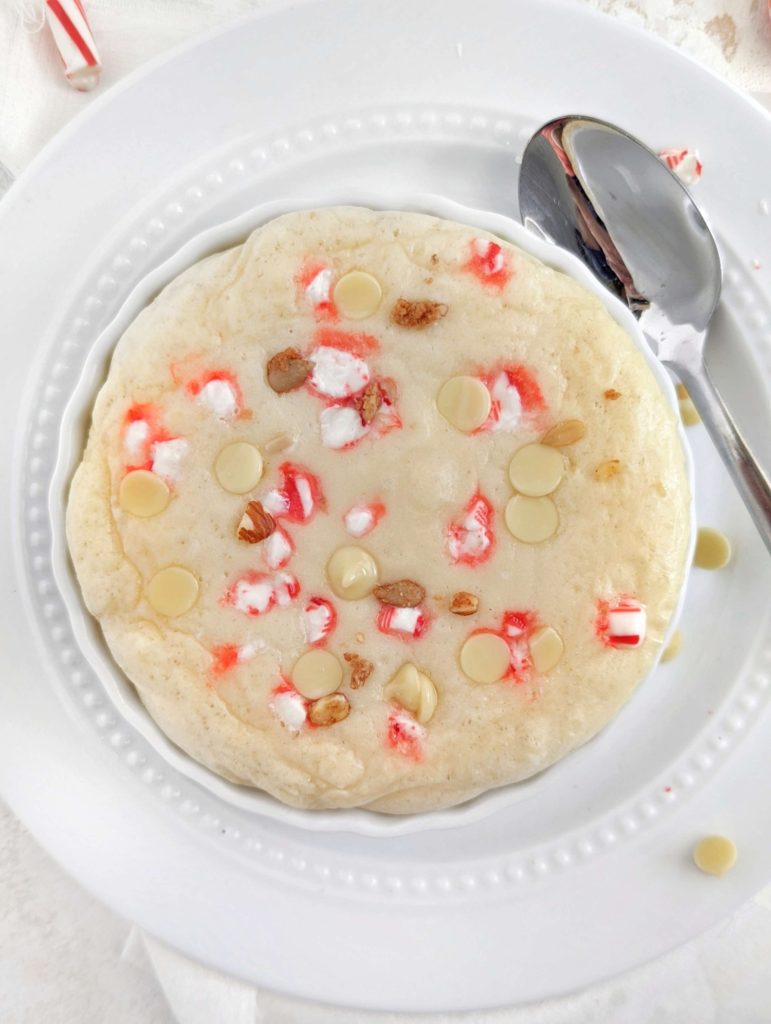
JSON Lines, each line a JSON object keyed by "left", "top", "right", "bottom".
{"left": 1, "top": 0, "right": 770, "bottom": 1012}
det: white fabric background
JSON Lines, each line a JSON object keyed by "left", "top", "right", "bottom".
{"left": 1, "top": 2, "right": 770, "bottom": 1021}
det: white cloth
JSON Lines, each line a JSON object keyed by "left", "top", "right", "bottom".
{"left": 1, "top": 3, "right": 770, "bottom": 1022}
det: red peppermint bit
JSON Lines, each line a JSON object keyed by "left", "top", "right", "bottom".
{"left": 269, "top": 678, "right": 310, "bottom": 731}
{"left": 302, "top": 596, "right": 338, "bottom": 646}
{"left": 477, "top": 364, "right": 546, "bottom": 433}
{"left": 185, "top": 369, "right": 246, "bottom": 419}
{"left": 296, "top": 260, "right": 338, "bottom": 322}
{"left": 376, "top": 604, "right": 431, "bottom": 640}
{"left": 463, "top": 238, "right": 512, "bottom": 289}
{"left": 312, "top": 326, "right": 380, "bottom": 357}
{"left": 210, "top": 643, "right": 240, "bottom": 678}
{"left": 122, "top": 403, "right": 173, "bottom": 473}
{"left": 447, "top": 491, "right": 495, "bottom": 567}
{"left": 274, "top": 462, "right": 326, "bottom": 522}
{"left": 343, "top": 500, "right": 387, "bottom": 538}
{"left": 595, "top": 596, "right": 646, "bottom": 648}
{"left": 222, "top": 570, "right": 301, "bottom": 617}
{"left": 500, "top": 610, "right": 538, "bottom": 681}
{"left": 262, "top": 525, "right": 294, "bottom": 570}
{"left": 386, "top": 709, "right": 424, "bottom": 761}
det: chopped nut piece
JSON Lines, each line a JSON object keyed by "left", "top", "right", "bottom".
{"left": 541, "top": 419, "right": 586, "bottom": 447}
{"left": 355, "top": 631, "right": 365, "bottom": 644}
{"left": 373, "top": 579, "right": 426, "bottom": 608}
{"left": 603, "top": 389, "right": 621, "bottom": 400}
{"left": 308, "top": 692, "right": 350, "bottom": 726}
{"left": 430, "top": 253, "right": 439, "bottom": 266}
{"left": 264, "top": 432, "right": 295, "bottom": 454}
{"left": 391, "top": 298, "right": 448, "bottom": 329}
{"left": 594, "top": 459, "right": 622, "bottom": 481}
{"left": 450, "top": 591, "right": 479, "bottom": 616}
{"left": 266, "top": 347, "right": 314, "bottom": 393}
{"left": 355, "top": 381, "right": 382, "bottom": 424}
{"left": 237, "top": 500, "right": 276, "bottom": 543}
{"left": 344, "top": 652, "right": 374, "bottom": 689}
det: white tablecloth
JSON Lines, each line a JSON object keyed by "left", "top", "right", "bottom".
{"left": 1, "top": 3, "right": 770, "bottom": 1021}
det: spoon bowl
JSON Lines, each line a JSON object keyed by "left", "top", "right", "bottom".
{"left": 519, "top": 115, "right": 771, "bottom": 552}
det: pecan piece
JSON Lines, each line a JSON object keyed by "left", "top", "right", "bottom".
{"left": 344, "top": 652, "right": 374, "bottom": 689}
{"left": 308, "top": 692, "right": 350, "bottom": 726}
{"left": 603, "top": 388, "right": 621, "bottom": 400}
{"left": 266, "top": 347, "right": 314, "bottom": 393}
{"left": 373, "top": 579, "right": 425, "bottom": 608}
{"left": 237, "top": 500, "right": 276, "bottom": 543}
{"left": 354, "top": 382, "right": 382, "bottom": 424}
{"left": 449, "top": 591, "right": 479, "bottom": 616}
{"left": 391, "top": 298, "right": 448, "bottom": 329}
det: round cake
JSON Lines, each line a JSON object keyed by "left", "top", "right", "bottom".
{"left": 66, "top": 207, "right": 691, "bottom": 813}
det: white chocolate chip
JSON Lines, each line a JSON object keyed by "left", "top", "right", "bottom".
{"left": 333, "top": 270, "right": 383, "bottom": 319}
{"left": 505, "top": 494, "right": 559, "bottom": 543}
{"left": 214, "top": 442, "right": 264, "bottom": 494}
{"left": 459, "top": 632, "right": 511, "bottom": 684}
{"left": 529, "top": 625, "right": 564, "bottom": 674}
{"left": 326, "top": 545, "right": 379, "bottom": 600}
{"left": 291, "top": 649, "right": 343, "bottom": 700}
{"left": 147, "top": 566, "right": 199, "bottom": 617}
{"left": 508, "top": 444, "right": 564, "bottom": 496}
{"left": 694, "top": 527, "right": 731, "bottom": 570}
{"left": 693, "top": 835, "right": 737, "bottom": 876}
{"left": 383, "top": 662, "right": 438, "bottom": 724}
{"left": 436, "top": 376, "right": 491, "bottom": 433}
{"left": 118, "top": 470, "right": 169, "bottom": 518}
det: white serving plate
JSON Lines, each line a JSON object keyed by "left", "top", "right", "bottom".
{"left": 1, "top": 0, "right": 770, "bottom": 1012}
{"left": 50, "top": 190, "right": 695, "bottom": 837}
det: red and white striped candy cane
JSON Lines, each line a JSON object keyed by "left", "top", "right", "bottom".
{"left": 45, "top": 0, "right": 101, "bottom": 92}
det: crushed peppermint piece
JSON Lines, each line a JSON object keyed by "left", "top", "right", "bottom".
{"left": 223, "top": 570, "right": 300, "bottom": 617}
{"left": 270, "top": 682, "right": 308, "bottom": 732}
{"left": 386, "top": 709, "right": 425, "bottom": 760}
{"left": 262, "top": 525, "right": 293, "bottom": 568}
{"left": 464, "top": 238, "right": 512, "bottom": 288}
{"left": 302, "top": 597, "right": 337, "bottom": 646}
{"left": 187, "top": 370, "right": 244, "bottom": 420}
{"left": 343, "top": 501, "right": 386, "bottom": 538}
{"left": 658, "top": 147, "right": 702, "bottom": 186}
{"left": 447, "top": 491, "right": 495, "bottom": 566}
{"left": 320, "top": 405, "right": 370, "bottom": 449}
{"left": 596, "top": 597, "right": 646, "bottom": 648}
{"left": 376, "top": 604, "right": 430, "bottom": 639}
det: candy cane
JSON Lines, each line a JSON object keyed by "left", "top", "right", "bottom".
{"left": 45, "top": 0, "right": 102, "bottom": 91}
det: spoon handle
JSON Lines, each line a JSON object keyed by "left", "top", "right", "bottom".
{"left": 672, "top": 361, "right": 771, "bottom": 554}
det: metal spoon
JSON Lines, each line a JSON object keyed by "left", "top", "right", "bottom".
{"left": 519, "top": 115, "right": 771, "bottom": 553}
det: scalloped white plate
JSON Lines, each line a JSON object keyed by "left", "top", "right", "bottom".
{"left": 1, "top": 0, "right": 770, "bottom": 1012}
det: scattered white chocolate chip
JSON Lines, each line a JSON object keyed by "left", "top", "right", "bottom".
{"left": 291, "top": 649, "right": 343, "bottom": 700}
{"left": 694, "top": 527, "right": 731, "bottom": 570}
{"left": 661, "top": 629, "right": 683, "bottom": 663}
{"left": 460, "top": 632, "right": 511, "bottom": 684}
{"left": 436, "top": 376, "right": 491, "bottom": 433}
{"left": 333, "top": 270, "right": 383, "bottom": 319}
{"left": 383, "top": 662, "right": 438, "bottom": 724}
{"left": 308, "top": 692, "right": 350, "bottom": 726}
{"left": 147, "top": 566, "right": 199, "bottom": 617}
{"left": 118, "top": 469, "right": 169, "bottom": 518}
{"left": 508, "top": 443, "right": 565, "bottom": 497}
{"left": 693, "top": 835, "right": 737, "bottom": 876}
{"left": 214, "top": 442, "right": 263, "bottom": 494}
{"left": 326, "top": 545, "right": 379, "bottom": 600}
{"left": 529, "top": 625, "right": 564, "bottom": 674}
{"left": 505, "top": 494, "right": 559, "bottom": 543}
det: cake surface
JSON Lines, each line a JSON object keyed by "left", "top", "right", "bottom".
{"left": 66, "top": 207, "right": 691, "bottom": 813}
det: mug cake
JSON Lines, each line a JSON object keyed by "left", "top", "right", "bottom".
{"left": 66, "top": 207, "right": 691, "bottom": 813}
